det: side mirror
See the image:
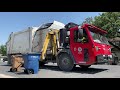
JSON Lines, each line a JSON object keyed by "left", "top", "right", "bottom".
{"left": 78, "top": 28, "right": 83, "bottom": 38}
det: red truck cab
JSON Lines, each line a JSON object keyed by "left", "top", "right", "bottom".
{"left": 70, "top": 24, "right": 112, "bottom": 65}
{"left": 57, "top": 23, "right": 112, "bottom": 71}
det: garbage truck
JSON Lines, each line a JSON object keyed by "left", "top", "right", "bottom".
{"left": 38, "top": 23, "right": 112, "bottom": 71}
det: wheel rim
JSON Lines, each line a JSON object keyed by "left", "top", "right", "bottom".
{"left": 13, "top": 68, "right": 17, "bottom": 72}
{"left": 62, "top": 58, "right": 70, "bottom": 65}
{"left": 27, "top": 69, "right": 34, "bottom": 74}
{"left": 60, "top": 57, "right": 73, "bottom": 70}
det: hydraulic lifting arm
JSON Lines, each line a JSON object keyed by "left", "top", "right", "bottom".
{"left": 40, "top": 29, "right": 59, "bottom": 60}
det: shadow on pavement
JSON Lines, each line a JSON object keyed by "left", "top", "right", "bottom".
{"left": 6, "top": 68, "right": 27, "bottom": 75}
{"left": 72, "top": 67, "right": 108, "bottom": 74}
{"left": 15, "top": 69, "right": 40, "bottom": 75}
{"left": 16, "top": 72, "right": 27, "bottom": 75}
{"left": 8, "top": 65, "right": 108, "bottom": 75}
{"left": 40, "top": 65, "right": 108, "bottom": 74}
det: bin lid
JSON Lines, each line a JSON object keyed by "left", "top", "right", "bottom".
{"left": 23, "top": 53, "right": 41, "bottom": 55}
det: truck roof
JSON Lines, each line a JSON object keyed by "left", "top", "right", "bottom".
{"left": 37, "top": 21, "right": 65, "bottom": 30}
{"left": 67, "top": 23, "right": 107, "bottom": 35}
{"left": 82, "top": 24, "right": 107, "bottom": 34}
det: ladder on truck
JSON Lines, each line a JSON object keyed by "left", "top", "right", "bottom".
{"left": 40, "top": 29, "right": 60, "bottom": 61}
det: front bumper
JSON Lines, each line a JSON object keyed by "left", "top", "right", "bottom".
{"left": 96, "top": 55, "right": 112, "bottom": 64}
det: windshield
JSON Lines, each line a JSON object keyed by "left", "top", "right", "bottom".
{"left": 90, "top": 31, "right": 109, "bottom": 45}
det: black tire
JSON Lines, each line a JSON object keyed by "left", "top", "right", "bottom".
{"left": 73, "top": 64, "right": 76, "bottom": 68}
{"left": 12, "top": 68, "right": 17, "bottom": 72}
{"left": 24, "top": 69, "right": 27, "bottom": 73}
{"left": 112, "top": 53, "right": 119, "bottom": 65}
{"left": 30, "top": 69, "right": 34, "bottom": 74}
{"left": 10, "top": 68, "right": 13, "bottom": 72}
{"left": 39, "top": 61, "right": 45, "bottom": 67}
{"left": 112, "top": 60, "right": 118, "bottom": 65}
{"left": 27, "top": 69, "right": 34, "bottom": 74}
{"left": 79, "top": 65, "right": 91, "bottom": 69}
{"left": 114, "top": 60, "right": 118, "bottom": 65}
{"left": 21, "top": 64, "right": 24, "bottom": 67}
{"left": 57, "top": 53, "right": 74, "bottom": 71}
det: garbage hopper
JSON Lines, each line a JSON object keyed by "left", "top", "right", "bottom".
{"left": 10, "top": 55, "right": 24, "bottom": 72}
{"left": 23, "top": 53, "right": 40, "bottom": 74}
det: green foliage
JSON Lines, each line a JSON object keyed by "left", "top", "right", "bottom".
{"left": 92, "top": 12, "right": 120, "bottom": 38}
{"left": 0, "top": 45, "right": 7, "bottom": 56}
{"left": 81, "top": 12, "right": 120, "bottom": 39}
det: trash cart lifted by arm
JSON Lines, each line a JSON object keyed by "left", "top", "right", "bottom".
{"left": 40, "top": 29, "right": 59, "bottom": 61}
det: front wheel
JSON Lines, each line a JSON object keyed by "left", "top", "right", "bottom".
{"left": 57, "top": 53, "right": 74, "bottom": 71}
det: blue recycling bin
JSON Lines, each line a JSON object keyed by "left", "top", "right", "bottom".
{"left": 23, "top": 53, "right": 40, "bottom": 74}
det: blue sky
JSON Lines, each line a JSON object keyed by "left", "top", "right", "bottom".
{"left": 0, "top": 12, "right": 102, "bottom": 45}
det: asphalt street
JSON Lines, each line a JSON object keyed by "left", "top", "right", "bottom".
{"left": 0, "top": 61, "right": 120, "bottom": 78}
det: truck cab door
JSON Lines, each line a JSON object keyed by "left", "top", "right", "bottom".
{"left": 70, "top": 28, "right": 90, "bottom": 65}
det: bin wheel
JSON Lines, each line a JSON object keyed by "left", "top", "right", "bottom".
{"left": 24, "top": 69, "right": 27, "bottom": 73}
{"left": 27, "top": 69, "right": 34, "bottom": 74}
{"left": 10, "top": 68, "right": 13, "bottom": 72}
{"left": 13, "top": 68, "right": 17, "bottom": 72}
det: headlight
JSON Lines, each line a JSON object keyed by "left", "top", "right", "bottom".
{"left": 103, "top": 55, "right": 105, "bottom": 57}
{"left": 108, "top": 55, "right": 112, "bottom": 58}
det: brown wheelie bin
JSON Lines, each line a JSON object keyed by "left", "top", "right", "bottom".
{"left": 10, "top": 55, "right": 24, "bottom": 72}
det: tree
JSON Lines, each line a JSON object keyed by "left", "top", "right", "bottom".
{"left": 81, "top": 12, "right": 120, "bottom": 38}
{"left": 0, "top": 45, "right": 7, "bottom": 56}
{"left": 81, "top": 17, "right": 93, "bottom": 25}
{"left": 92, "top": 12, "right": 120, "bottom": 38}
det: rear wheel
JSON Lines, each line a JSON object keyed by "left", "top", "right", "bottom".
{"left": 79, "top": 65, "right": 91, "bottom": 69}
{"left": 112, "top": 59, "right": 119, "bottom": 65}
{"left": 111, "top": 53, "right": 119, "bottom": 65}
{"left": 39, "top": 61, "right": 45, "bottom": 67}
{"left": 57, "top": 53, "right": 74, "bottom": 71}
{"left": 10, "top": 68, "right": 13, "bottom": 72}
